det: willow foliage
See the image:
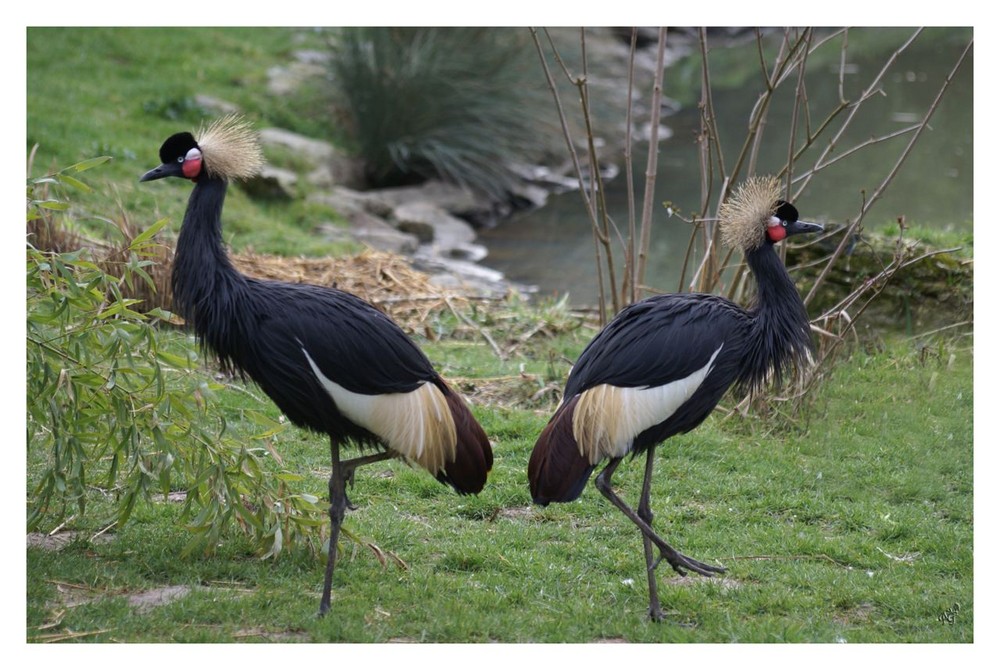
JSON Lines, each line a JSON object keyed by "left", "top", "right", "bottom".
{"left": 26, "top": 159, "right": 326, "bottom": 559}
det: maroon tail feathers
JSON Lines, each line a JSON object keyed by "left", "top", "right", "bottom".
{"left": 528, "top": 395, "right": 595, "bottom": 505}
{"left": 438, "top": 383, "right": 493, "bottom": 495}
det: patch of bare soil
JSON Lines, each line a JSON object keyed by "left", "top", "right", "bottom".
{"left": 833, "top": 602, "right": 876, "bottom": 626}
{"left": 493, "top": 506, "right": 535, "bottom": 521}
{"left": 127, "top": 585, "right": 193, "bottom": 613}
{"left": 27, "top": 531, "right": 114, "bottom": 551}
{"left": 27, "top": 532, "right": 77, "bottom": 551}
{"left": 233, "top": 627, "right": 311, "bottom": 642}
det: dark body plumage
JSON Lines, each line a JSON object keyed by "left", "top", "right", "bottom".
{"left": 528, "top": 183, "right": 821, "bottom": 621}
{"left": 142, "top": 117, "right": 492, "bottom": 615}
{"left": 529, "top": 293, "right": 750, "bottom": 505}
{"left": 171, "top": 179, "right": 491, "bottom": 487}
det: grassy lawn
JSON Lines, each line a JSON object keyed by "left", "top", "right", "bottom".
{"left": 26, "top": 27, "right": 974, "bottom": 645}
{"left": 26, "top": 332, "right": 973, "bottom": 643}
{"left": 27, "top": 27, "right": 349, "bottom": 258}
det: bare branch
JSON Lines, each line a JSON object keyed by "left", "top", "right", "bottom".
{"left": 795, "top": 27, "right": 923, "bottom": 200}
{"left": 804, "top": 36, "right": 972, "bottom": 305}
{"left": 529, "top": 28, "right": 607, "bottom": 322}
{"left": 623, "top": 28, "right": 639, "bottom": 305}
{"left": 636, "top": 27, "right": 669, "bottom": 292}
{"left": 795, "top": 124, "right": 922, "bottom": 180}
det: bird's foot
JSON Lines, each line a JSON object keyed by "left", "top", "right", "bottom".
{"left": 345, "top": 492, "right": 358, "bottom": 511}
{"left": 652, "top": 547, "right": 726, "bottom": 578}
{"left": 342, "top": 468, "right": 359, "bottom": 510}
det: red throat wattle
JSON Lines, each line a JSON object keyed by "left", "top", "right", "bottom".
{"left": 766, "top": 223, "right": 787, "bottom": 243}
{"left": 182, "top": 156, "right": 202, "bottom": 180}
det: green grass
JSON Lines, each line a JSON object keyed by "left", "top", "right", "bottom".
{"left": 27, "top": 27, "right": 349, "bottom": 257}
{"left": 27, "top": 333, "right": 973, "bottom": 643}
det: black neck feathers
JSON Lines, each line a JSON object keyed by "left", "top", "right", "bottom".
{"left": 737, "top": 243, "right": 814, "bottom": 394}
{"left": 170, "top": 175, "right": 250, "bottom": 372}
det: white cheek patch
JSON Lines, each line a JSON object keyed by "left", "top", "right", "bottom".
{"left": 572, "top": 344, "right": 723, "bottom": 462}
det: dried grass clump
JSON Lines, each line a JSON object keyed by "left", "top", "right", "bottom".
{"left": 232, "top": 248, "right": 464, "bottom": 332}
{"left": 29, "top": 211, "right": 468, "bottom": 333}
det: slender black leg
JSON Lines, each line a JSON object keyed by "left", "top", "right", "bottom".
{"left": 319, "top": 437, "right": 346, "bottom": 616}
{"left": 594, "top": 458, "right": 725, "bottom": 580}
{"left": 638, "top": 447, "right": 663, "bottom": 622}
{"left": 318, "top": 446, "right": 398, "bottom": 616}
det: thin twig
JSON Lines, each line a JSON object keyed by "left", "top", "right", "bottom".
{"left": 798, "top": 124, "right": 923, "bottom": 177}
{"left": 90, "top": 521, "right": 117, "bottom": 542}
{"left": 577, "top": 34, "right": 619, "bottom": 315}
{"left": 623, "top": 28, "right": 639, "bottom": 305}
{"left": 636, "top": 27, "right": 669, "bottom": 293}
{"left": 795, "top": 28, "right": 924, "bottom": 200}
{"left": 30, "top": 629, "right": 114, "bottom": 643}
{"left": 727, "top": 553, "right": 854, "bottom": 568}
{"left": 804, "top": 37, "right": 972, "bottom": 305}
{"left": 905, "top": 320, "right": 973, "bottom": 340}
{"left": 444, "top": 296, "right": 503, "bottom": 360}
{"left": 784, "top": 29, "right": 812, "bottom": 197}
{"left": 530, "top": 27, "right": 608, "bottom": 323}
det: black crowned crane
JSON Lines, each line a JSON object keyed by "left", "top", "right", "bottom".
{"left": 140, "top": 115, "right": 493, "bottom": 616}
{"left": 527, "top": 176, "right": 823, "bottom": 621}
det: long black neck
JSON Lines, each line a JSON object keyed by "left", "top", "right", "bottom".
{"left": 171, "top": 175, "right": 250, "bottom": 369}
{"left": 737, "top": 242, "right": 814, "bottom": 394}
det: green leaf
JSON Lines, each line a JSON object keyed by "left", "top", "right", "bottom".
{"left": 130, "top": 217, "right": 171, "bottom": 248}
{"left": 64, "top": 156, "right": 112, "bottom": 173}
{"left": 36, "top": 200, "right": 70, "bottom": 211}
{"left": 57, "top": 173, "right": 92, "bottom": 192}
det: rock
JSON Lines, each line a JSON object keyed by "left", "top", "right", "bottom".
{"left": 413, "top": 248, "right": 511, "bottom": 297}
{"left": 393, "top": 201, "right": 478, "bottom": 248}
{"left": 309, "top": 190, "right": 421, "bottom": 254}
{"left": 260, "top": 127, "right": 335, "bottom": 164}
{"left": 356, "top": 225, "right": 420, "bottom": 255}
{"left": 260, "top": 127, "right": 367, "bottom": 191}
{"left": 308, "top": 181, "right": 514, "bottom": 292}
{"left": 243, "top": 165, "right": 297, "bottom": 200}
{"left": 305, "top": 160, "right": 367, "bottom": 191}
{"left": 266, "top": 61, "right": 327, "bottom": 97}
{"left": 446, "top": 242, "right": 489, "bottom": 263}
{"left": 194, "top": 94, "right": 241, "bottom": 116}
{"left": 362, "top": 180, "right": 498, "bottom": 224}
{"left": 292, "top": 49, "right": 330, "bottom": 66}
{"left": 317, "top": 215, "right": 420, "bottom": 255}
{"left": 639, "top": 122, "right": 674, "bottom": 143}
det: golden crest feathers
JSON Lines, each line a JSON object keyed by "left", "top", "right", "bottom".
{"left": 196, "top": 114, "right": 263, "bottom": 181}
{"left": 719, "top": 175, "right": 781, "bottom": 251}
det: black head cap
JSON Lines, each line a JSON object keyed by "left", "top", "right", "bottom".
{"left": 775, "top": 200, "right": 799, "bottom": 223}
{"left": 158, "top": 132, "right": 199, "bottom": 163}
{"left": 140, "top": 131, "right": 201, "bottom": 183}
{"left": 768, "top": 199, "right": 823, "bottom": 243}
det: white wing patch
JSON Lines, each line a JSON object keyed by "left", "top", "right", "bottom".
{"left": 302, "top": 349, "right": 457, "bottom": 474}
{"left": 572, "top": 344, "right": 723, "bottom": 463}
